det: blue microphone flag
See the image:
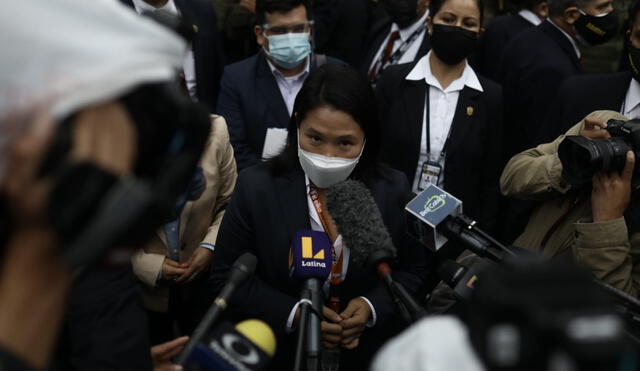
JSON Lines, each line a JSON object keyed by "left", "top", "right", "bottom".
{"left": 289, "top": 230, "right": 332, "bottom": 280}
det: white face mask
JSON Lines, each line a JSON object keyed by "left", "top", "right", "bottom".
{"left": 297, "top": 130, "right": 365, "bottom": 188}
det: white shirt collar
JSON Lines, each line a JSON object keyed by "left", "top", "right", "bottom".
{"left": 406, "top": 51, "right": 484, "bottom": 93}
{"left": 267, "top": 56, "right": 310, "bottom": 80}
{"left": 547, "top": 19, "right": 581, "bottom": 58}
{"left": 518, "top": 9, "right": 542, "bottom": 26}
{"left": 624, "top": 78, "right": 640, "bottom": 117}
{"left": 392, "top": 10, "right": 429, "bottom": 42}
{"left": 131, "top": 0, "right": 179, "bottom": 15}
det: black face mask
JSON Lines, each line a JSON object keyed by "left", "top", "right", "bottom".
{"left": 628, "top": 42, "right": 640, "bottom": 83}
{"left": 574, "top": 9, "right": 619, "bottom": 46}
{"left": 382, "top": 0, "right": 419, "bottom": 29}
{"left": 430, "top": 24, "right": 478, "bottom": 65}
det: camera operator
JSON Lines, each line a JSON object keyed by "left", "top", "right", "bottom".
{"left": 0, "top": 0, "right": 209, "bottom": 369}
{"left": 501, "top": 110, "right": 640, "bottom": 296}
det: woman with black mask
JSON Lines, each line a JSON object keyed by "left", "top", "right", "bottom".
{"left": 375, "top": 0, "right": 503, "bottom": 248}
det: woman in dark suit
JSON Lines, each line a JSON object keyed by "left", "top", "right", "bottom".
{"left": 209, "top": 64, "right": 431, "bottom": 370}
{"left": 376, "top": 0, "right": 503, "bottom": 237}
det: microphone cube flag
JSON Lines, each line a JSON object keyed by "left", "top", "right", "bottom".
{"left": 289, "top": 230, "right": 333, "bottom": 280}
{"left": 405, "top": 184, "right": 463, "bottom": 251}
{"left": 405, "top": 183, "right": 463, "bottom": 228}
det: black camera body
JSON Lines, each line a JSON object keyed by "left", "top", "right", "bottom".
{"left": 558, "top": 118, "right": 640, "bottom": 188}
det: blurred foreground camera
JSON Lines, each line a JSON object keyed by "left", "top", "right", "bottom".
{"left": 558, "top": 119, "right": 640, "bottom": 187}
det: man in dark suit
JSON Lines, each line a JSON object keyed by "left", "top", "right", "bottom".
{"left": 217, "top": 0, "right": 342, "bottom": 171}
{"left": 541, "top": 1, "right": 640, "bottom": 141}
{"left": 541, "top": 72, "right": 631, "bottom": 141}
{"left": 121, "top": 0, "right": 225, "bottom": 112}
{"left": 313, "top": 0, "right": 370, "bottom": 66}
{"left": 498, "top": 0, "right": 617, "bottom": 160}
{"left": 362, "top": 0, "right": 431, "bottom": 85}
{"left": 476, "top": 0, "right": 548, "bottom": 80}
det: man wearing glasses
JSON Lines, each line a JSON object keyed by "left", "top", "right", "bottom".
{"left": 217, "top": 0, "right": 343, "bottom": 171}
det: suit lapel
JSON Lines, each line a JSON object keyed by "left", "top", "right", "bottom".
{"left": 539, "top": 21, "right": 582, "bottom": 71}
{"left": 274, "top": 169, "right": 311, "bottom": 239}
{"left": 416, "top": 32, "right": 431, "bottom": 58}
{"left": 403, "top": 79, "right": 427, "bottom": 174}
{"left": 612, "top": 72, "right": 633, "bottom": 112}
{"left": 446, "top": 86, "right": 482, "bottom": 158}
{"left": 256, "top": 52, "right": 291, "bottom": 128}
{"left": 363, "top": 22, "right": 393, "bottom": 71}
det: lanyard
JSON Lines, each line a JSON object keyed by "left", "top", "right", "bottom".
{"left": 422, "top": 87, "right": 453, "bottom": 161}
{"left": 377, "top": 23, "right": 426, "bottom": 73}
{"left": 308, "top": 185, "right": 344, "bottom": 312}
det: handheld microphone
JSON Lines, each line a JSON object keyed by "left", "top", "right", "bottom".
{"left": 405, "top": 183, "right": 515, "bottom": 262}
{"left": 178, "top": 252, "right": 257, "bottom": 365}
{"left": 184, "top": 319, "right": 276, "bottom": 371}
{"left": 289, "top": 230, "right": 332, "bottom": 371}
{"left": 326, "top": 180, "right": 426, "bottom": 323}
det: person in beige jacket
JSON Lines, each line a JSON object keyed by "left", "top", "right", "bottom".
{"left": 131, "top": 115, "right": 237, "bottom": 344}
{"left": 501, "top": 109, "right": 640, "bottom": 296}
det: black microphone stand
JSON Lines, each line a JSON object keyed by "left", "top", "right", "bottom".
{"left": 294, "top": 280, "right": 322, "bottom": 371}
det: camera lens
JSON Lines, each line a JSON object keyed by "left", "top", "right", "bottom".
{"left": 558, "top": 136, "right": 631, "bottom": 186}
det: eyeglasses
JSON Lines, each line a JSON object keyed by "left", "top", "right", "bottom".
{"left": 262, "top": 21, "right": 313, "bottom": 36}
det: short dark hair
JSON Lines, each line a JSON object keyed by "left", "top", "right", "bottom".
{"left": 267, "top": 64, "right": 386, "bottom": 183}
{"left": 547, "top": 0, "right": 590, "bottom": 18}
{"left": 429, "top": 0, "right": 485, "bottom": 25}
{"left": 628, "top": 0, "right": 640, "bottom": 30}
{"left": 256, "top": 0, "right": 310, "bottom": 26}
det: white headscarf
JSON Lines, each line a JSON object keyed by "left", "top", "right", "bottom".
{"left": 0, "top": 0, "right": 186, "bottom": 179}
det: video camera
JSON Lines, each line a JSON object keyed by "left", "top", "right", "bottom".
{"left": 558, "top": 118, "right": 640, "bottom": 187}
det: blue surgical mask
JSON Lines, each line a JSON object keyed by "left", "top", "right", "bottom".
{"left": 265, "top": 32, "right": 311, "bottom": 69}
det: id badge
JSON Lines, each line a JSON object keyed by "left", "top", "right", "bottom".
{"left": 418, "top": 161, "right": 442, "bottom": 191}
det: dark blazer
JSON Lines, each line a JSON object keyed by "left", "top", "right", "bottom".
{"left": 540, "top": 71, "right": 631, "bottom": 144}
{"left": 120, "top": 0, "right": 225, "bottom": 112}
{"left": 375, "top": 61, "right": 504, "bottom": 234}
{"left": 52, "top": 266, "right": 152, "bottom": 371}
{"left": 498, "top": 20, "right": 583, "bottom": 159}
{"left": 313, "top": 0, "right": 369, "bottom": 66}
{"left": 360, "top": 16, "right": 431, "bottom": 75}
{"left": 209, "top": 164, "right": 432, "bottom": 370}
{"left": 476, "top": 14, "right": 536, "bottom": 80}
{"left": 216, "top": 52, "right": 342, "bottom": 171}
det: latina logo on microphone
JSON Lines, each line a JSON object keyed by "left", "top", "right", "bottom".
{"left": 301, "top": 236, "right": 327, "bottom": 268}
{"left": 420, "top": 194, "right": 447, "bottom": 217}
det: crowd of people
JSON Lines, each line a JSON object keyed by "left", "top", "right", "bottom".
{"left": 0, "top": 0, "right": 639, "bottom": 369}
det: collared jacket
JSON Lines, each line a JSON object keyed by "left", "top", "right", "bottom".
{"left": 131, "top": 115, "right": 237, "bottom": 311}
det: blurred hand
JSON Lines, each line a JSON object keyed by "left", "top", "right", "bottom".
{"left": 321, "top": 306, "right": 343, "bottom": 349}
{"left": 162, "top": 258, "right": 187, "bottom": 281}
{"left": 239, "top": 0, "right": 256, "bottom": 13}
{"left": 151, "top": 336, "right": 188, "bottom": 371}
{"left": 592, "top": 151, "right": 635, "bottom": 223}
{"left": 339, "top": 298, "right": 372, "bottom": 350}
{"left": 0, "top": 110, "right": 71, "bottom": 371}
{"left": 580, "top": 117, "right": 611, "bottom": 140}
{"left": 175, "top": 246, "right": 214, "bottom": 283}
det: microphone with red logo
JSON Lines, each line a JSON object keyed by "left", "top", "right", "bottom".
{"left": 289, "top": 230, "right": 332, "bottom": 371}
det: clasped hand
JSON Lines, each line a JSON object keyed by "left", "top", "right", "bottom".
{"left": 161, "top": 246, "right": 214, "bottom": 283}
{"left": 303, "top": 297, "right": 372, "bottom": 350}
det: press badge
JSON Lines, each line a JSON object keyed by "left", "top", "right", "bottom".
{"left": 418, "top": 161, "right": 442, "bottom": 191}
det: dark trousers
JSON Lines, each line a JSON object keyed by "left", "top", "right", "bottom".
{"left": 146, "top": 272, "right": 211, "bottom": 346}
